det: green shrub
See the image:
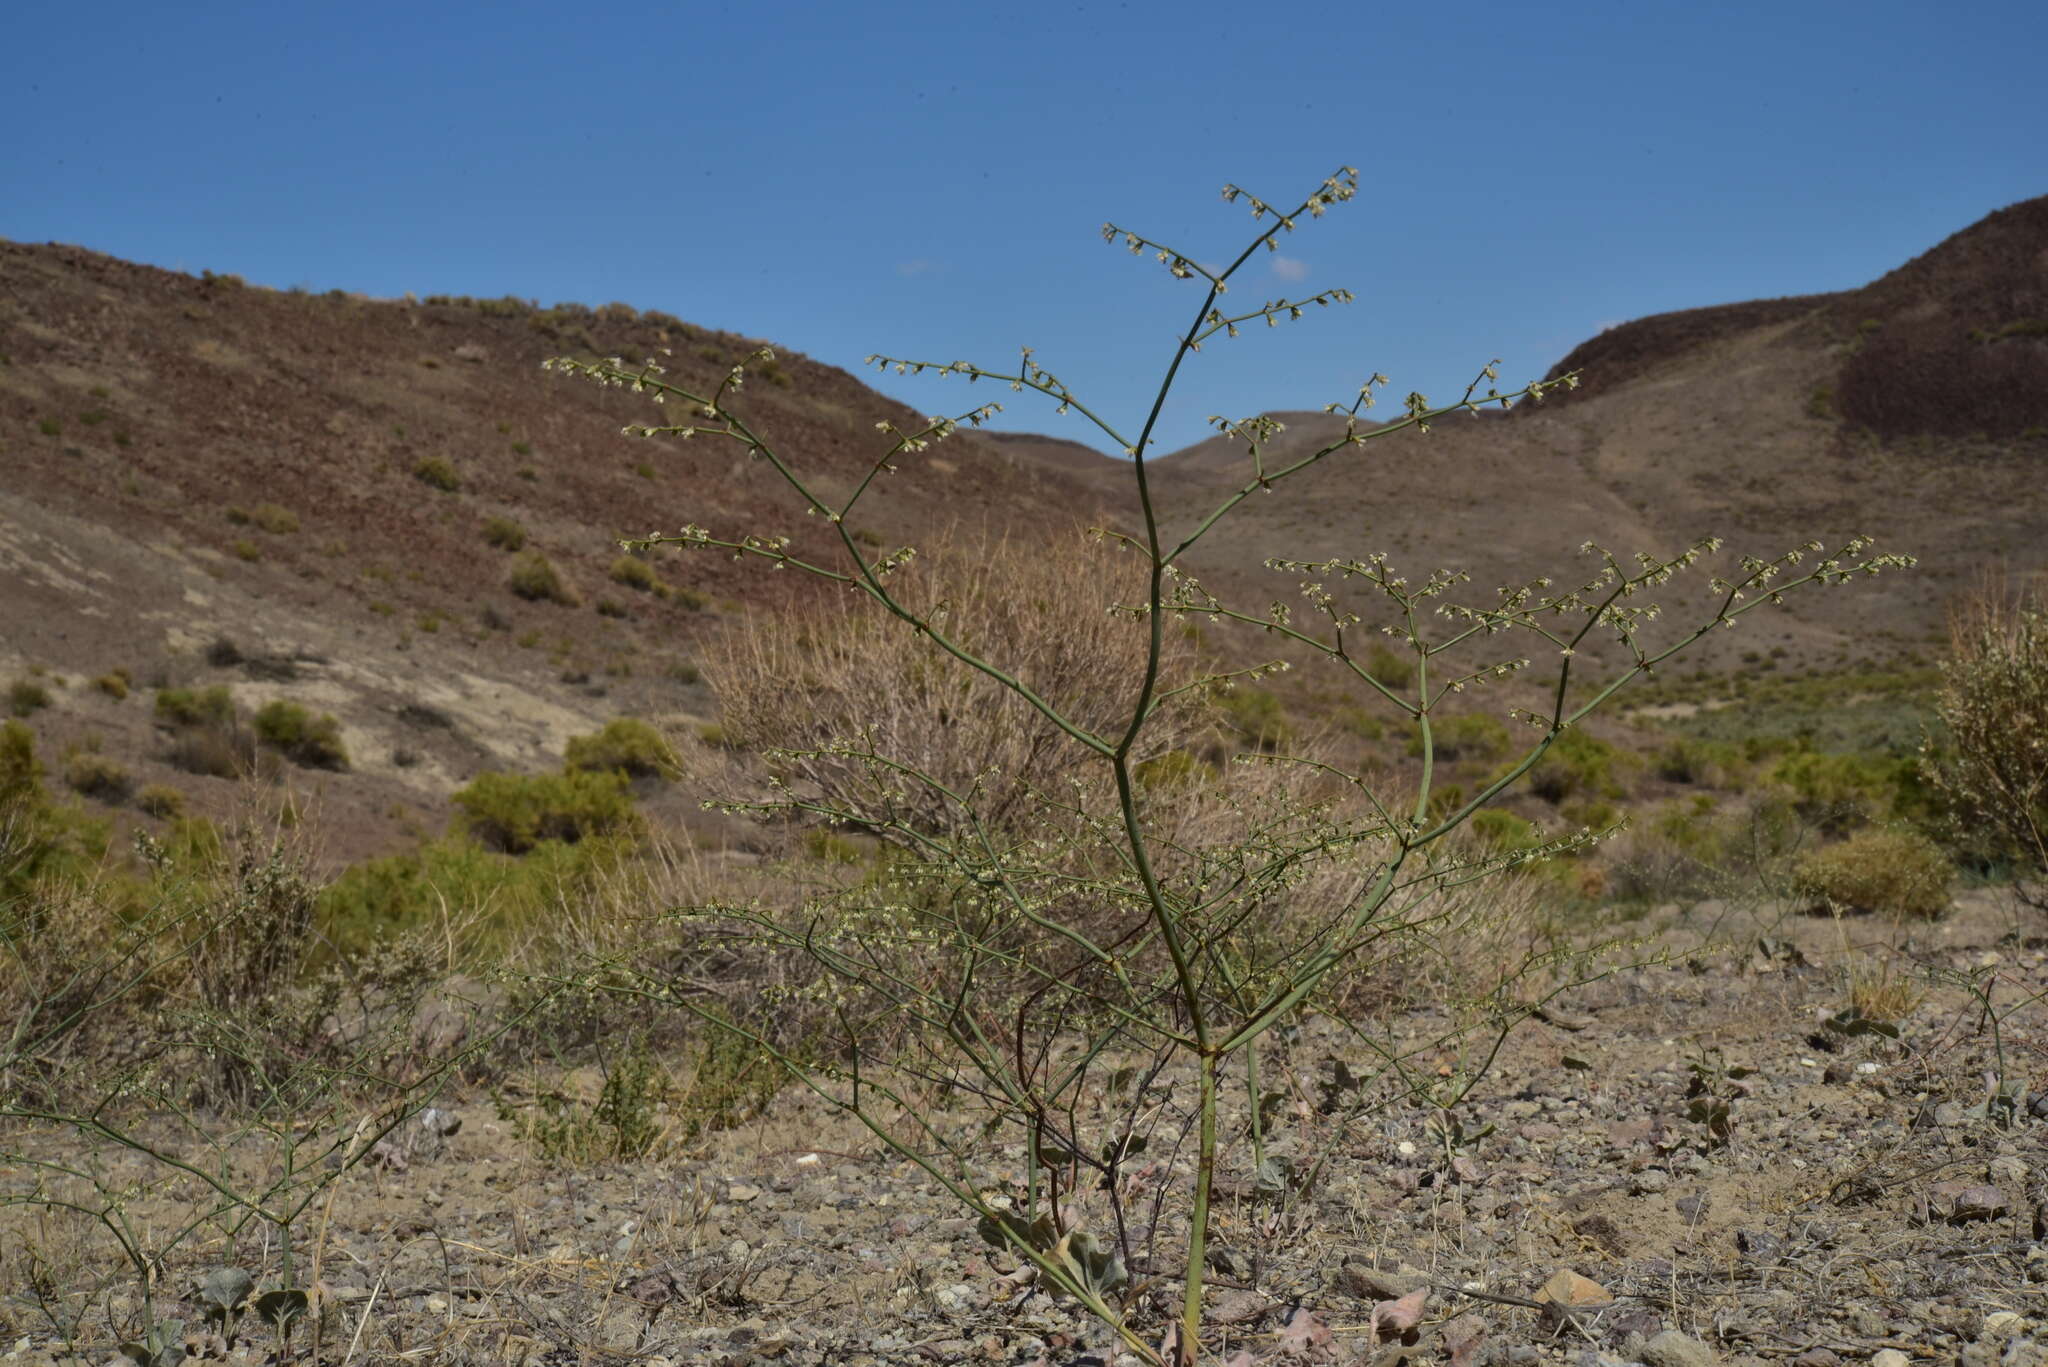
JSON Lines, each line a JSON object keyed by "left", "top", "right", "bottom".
{"left": 483, "top": 516, "right": 527, "bottom": 551}
{"left": 229, "top": 502, "right": 299, "bottom": 533}
{"left": 7, "top": 679, "right": 51, "bottom": 717}
{"left": 136, "top": 784, "right": 186, "bottom": 819}
{"left": 1, "top": 719, "right": 44, "bottom": 810}
{"left": 1217, "top": 685, "right": 1292, "bottom": 751}
{"left": 1468, "top": 807, "right": 1542, "bottom": 855}
{"left": 413, "top": 456, "right": 461, "bottom": 492}
{"left": 63, "top": 752, "right": 133, "bottom": 803}
{"left": 452, "top": 769, "right": 642, "bottom": 854}
{"left": 564, "top": 718, "right": 680, "bottom": 780}
{"left": 595, "top": 597, "right": 628, "bottom": 619}
{"left": 318, "top": 831, "right": 632, "bottom": 951}
{"left": 1652, "top": 737, "right": 1744, "bottom": 786}
{"left": 231, "top": 539, "right": 261, "bottom": 561}
{"left": 1513, "top": 727, "right": 1634, "bottom": 804}
{"left": 1409, "top": 712, "right": 1513, "bottom": 764}
{"left": 154, "top": 685, "right": 236, "bottom": 727}
{"left": 1135, "top": 749, "right": 1217, "bottom": 791}
{"left": 1791, "top": 828, "right": 1952, "bottom": 919}
{"left": 508, "top": 552, "right": 577, "bottom": 605}
{"left": 608, "top": 555, "right": 660, "bottom": 592}
{"left": 252, "top": 699, "right": 350, "bottom": 770}
{"left": 1767, "top": 748, "right": 1913, "bottom": 833}
{"left": 1365, "top": 641, "right": 1417, "bottom": 689}
{"left": 93, "top": 670, "right": 130, "bottom": 701}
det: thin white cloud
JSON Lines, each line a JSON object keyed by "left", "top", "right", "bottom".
{"left": 896, "top": 259, "right": 946, "bottom": 278}
{"left": 1270, "top": 256, "right": 1309, "bottom": 283}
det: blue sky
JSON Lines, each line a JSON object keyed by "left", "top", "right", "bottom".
{"left": 5, "top": 0, "right": 2042, "bottom": 456}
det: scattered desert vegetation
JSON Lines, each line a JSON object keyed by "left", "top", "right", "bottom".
{"left": 2, "top": 176, "right": 2046, "bottom": 1367}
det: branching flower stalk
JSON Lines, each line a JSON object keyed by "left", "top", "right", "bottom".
{"left": 548, "top": 167, "right": 1910, "bottom": 1366}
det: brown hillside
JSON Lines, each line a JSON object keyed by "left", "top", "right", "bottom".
{"left": 1041, "top": 198, "right": 2048, "bottom": 677}
{"left": 0, "top": 241, "right": 1107, "bottom": 861}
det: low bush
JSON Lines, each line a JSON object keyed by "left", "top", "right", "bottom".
{"left": 1928, "top": 583, "right": 2048, "bottom": 905}
{"left": 64, "top": 753, "right": 133, "bottom": 804}
{"left": 508, "top": 552, "right": 577, "bottom": 605}
{"left": 483, "top": 515, "right": 527, "bottom": 551}
{"left": 1410, "top": 711, "right": 1514, "bottom": 764}
{"left": 154, "top": 684, "right": 236, "bottom": 727}
{"left": 1652, "top": 736, "right": 1745, "bottom": 786}
{"left": 92, "top": 670, "right": 130, "bottom": 700}
{"left": 1514, "top": 727, "right": 1635, "bottom": 804}
{"left": 452, "top": 769, "right": 643, "bottom": 854}
{"left": 252, "top": 699, "right": 350, "bottom": 770}
{"left": 413, "top": 456, "right": 462, "bottom": 492}
{"left": 2, "top": 719, "right": 45, "bottom": 810}
{"left": 228, "top": 502, "right": 299, "bottom": 533}
{"left": 1790, "top": 827, "right": 1952, "bottom": 919}
{"left": 1216, "top": 684, "right": 1293, "bottom": 751}
{"left": 155, "top": 687, "right": 270, "bottom": 779}
{"left": 7, "top": 679, "right": 51, "bottom": 717}
{"left": 317, "top": 829, "right": 636, "bottom": 951}
{"left": 1468, "top": 806, "right": 1542, "bottom": 855}
{"left": 136, "top": 783, "right": 186, "bottom": 818}
{"left": 564, "top": 718, "right": 679, "bottom": 780}
{"left": 607, "top": 555, "right": 660, "bottom": 592}
{"left": 1767, "top": 748, "right": 1914, "bottom": 834}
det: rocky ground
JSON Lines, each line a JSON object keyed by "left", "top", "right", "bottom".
{"left": 4, "top": 890, "right": 2046, "bottom": 1367}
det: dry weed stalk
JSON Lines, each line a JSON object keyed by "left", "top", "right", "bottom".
{"left": 547, "top": 167, "right": 1909, "bottom": 1365}
{"left": 1928, "top": 565, "right": 2048, "bottom": 908}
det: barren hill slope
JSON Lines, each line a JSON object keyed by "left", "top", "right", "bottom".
{"left": 0, "top": 242, "right": 1107, "bottom": 859}
{"left": 1060, "top": 195, "right": 2048, "bottom": 669}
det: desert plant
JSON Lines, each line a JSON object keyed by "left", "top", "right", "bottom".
{"left": 227, "top": 502, "right": 299, "bottom": 534}
{"left": 452, "top": 769, "right": 642, "bottom": 854}
{"left": 64, "top": 753, "right": 133, "bottom": 804}
{"left": 8, "top": 678, "right": 52, "bottom": 717}
{"left": 508, "top": 550, "right": 577, "bottom": 605}
{"left": 483, "top": 514, "right": 528, "bottom": 550}
{"left": 251, "top": 699, "right": 349, "bottom": 770}
{"left": 1790, "top": 827, "right": 1953, "bottom": 918}
{"left": 546, "top": 167, "right": 1910, "bottom": 1366}
{"left": 608, "top": 553, "right": 660, "bottom": 591}
{"left": 412, "top": 455, "right": 461, "bottom": 491}
{"left": 154, "top": 685, "right": 235, "bottom": 728}
{"left": 707, "top": 529, "right": 1209, "bottom": 845}
{"left": 564, "top": 717, "right": 680, "bottom": 780}
{"left": 1926, "top": 573, "right": 2048, "bottom": 906}
{"left": 136, "top": 784, "right": 186, "bottom": 819}
{"left": 1, "top": 823, "right": 558, "bottom": 1363}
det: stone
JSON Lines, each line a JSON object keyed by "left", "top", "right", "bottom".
{"left": 1640, "top": 1329, "right": 1718, "bottom": 1367}
{"left": 1537, "top": 1269, "right": 1615, "bottom": 1329}
{"left": 1339, "top": 1261, "right": 1420, "bottom": 1302}
{"left": 1869, "top": 1351, "right": 1911, "bottom": 1367}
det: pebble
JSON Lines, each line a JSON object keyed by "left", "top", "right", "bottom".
{"left": 1641, "top": 1329, "right": 1719, "bottom": 1367}
{"left": 1870, "top": 1351, "right": 1911, "bottom": 1367}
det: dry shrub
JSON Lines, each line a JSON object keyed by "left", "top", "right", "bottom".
{"left": 1928, "top": 568, "right": 2048, "bottom": 906}
{"left": 1790, "top": 828, "right": 1952, "bottom": 920}
{"left": 706, "top": 531, "right": 1210, "bottom": 842}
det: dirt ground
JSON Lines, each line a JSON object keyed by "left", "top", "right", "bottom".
{"left": 4, "top": 889, "right": 2046, "bottom": 1367}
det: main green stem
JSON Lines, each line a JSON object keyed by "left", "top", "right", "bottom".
{"left": 1179, "top": 1050, "right": 1221, "bottom": 1367}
